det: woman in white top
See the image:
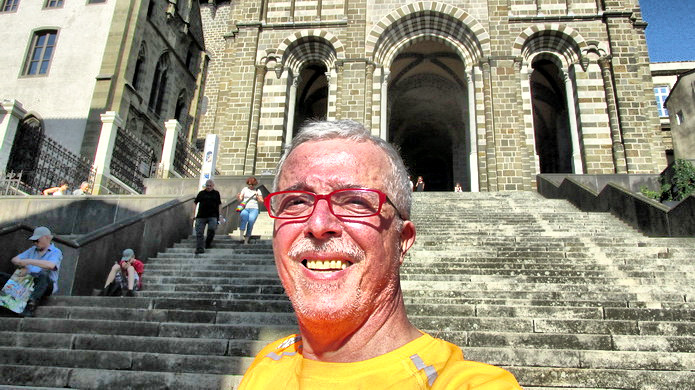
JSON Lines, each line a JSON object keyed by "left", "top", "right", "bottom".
{"left": 237, "top": 177, "right": 263, "bottom": 244}
{"left": 43, "top": 181, "right": 69, "bottom": 196}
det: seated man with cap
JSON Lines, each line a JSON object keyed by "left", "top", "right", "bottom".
{"left": 0, "top": 226, "right": 63, "bottom": 317}
{"left": 100, "top": 248, "right": 144, "bottom": 297}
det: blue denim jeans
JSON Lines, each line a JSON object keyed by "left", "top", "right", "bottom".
{"left": 195, "top": 217, "right": 218, "bottom": 249}
{"left": 239, "top": 208, "right": 259, "bottom": 237}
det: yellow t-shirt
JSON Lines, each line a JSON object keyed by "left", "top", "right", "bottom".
{"left": 238, "top": 333, "right": 522, "bottom": 389}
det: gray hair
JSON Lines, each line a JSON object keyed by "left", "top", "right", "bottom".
{"left": 273, "top": 120, "right": 412, "bottom": 220}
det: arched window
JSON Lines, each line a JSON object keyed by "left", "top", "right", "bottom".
{"left": 7, "top": 116, "right": 43, "bottom": 186}
{"left": 185, "top": 44, "right": 198, "bottom": 74}
{"left": 23, "top": 30, "right": 58, "bottom": 76}
{"left": 148, "top": 53, "right": 169, "bottom": 116}
{"left": 174, "top": 89, "right": 188, "bottom": 124}
{"left": 132, "top": 42, "right": 147, "bottom": 90}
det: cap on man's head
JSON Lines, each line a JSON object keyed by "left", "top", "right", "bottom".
{"left": 121, "top": 248, "right": 135, "bottom": 261}
{"left": 28, "top": 226, "right": 52, "bottom": 241}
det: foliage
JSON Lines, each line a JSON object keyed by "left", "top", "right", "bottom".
{"left": 642, "top": 159, "right": 695, "bottom": 202}
{"left": 640, "top": 186, "right": 661, "bottom": 201}
{"left": 662, "top": 159, "right": 695, "bottom": 201}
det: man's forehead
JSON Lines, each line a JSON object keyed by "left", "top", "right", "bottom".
{"left": 278, "top": 139, "right": 388, "bottom": 190}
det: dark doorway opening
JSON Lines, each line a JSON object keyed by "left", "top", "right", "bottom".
{"left": 293, "top": 64, "right": 328, "bottom": 137}
{"left": 387, "top": 41, "right": 469, "bottom": 191}
{"left": 530, "top": 59, "right": 573, "bottom": 173}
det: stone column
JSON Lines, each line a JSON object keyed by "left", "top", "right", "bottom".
{"left": 284, "top": 75, "right": 300, "bottom": 150}
{"left": 161, "top": 119, "right": 182, "bottom": 179}
{"left": 0, "top": 100, "right": 27, "bottom": 172}
{"left": 333, "top": 61, "right": 344, "bottom": 119}
{"left": 562, "top": 68, "right": 584, "bottom": 173}
{"left": 380, "top": 68, "right": 390, "bottom": 140}
{"left": 325, "top": 70, "right": 334, "bottom": 120}
{"left": 465, "top": 70, "right": 479, "bottom": 192}
{"left": 92, "top": 111, "right": 123, "bottom": 195}
{"left": 598, "top": 55, "right": 627, "bottom": 173}
{"left": 243, "top": 64, "right": 268, "bottom": 175}
{"left": 364, "top": 63, "right": 375, "bottom": 128}
{"left": 481, "top": 59, "right": 497, "bottom": 191}
{"left": 513, "top": 58, "right": 533, "bottom": 190}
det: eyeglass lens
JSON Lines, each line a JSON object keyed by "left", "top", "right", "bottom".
{"left": 269, "top": 190, "right": 381, "bottom": 218}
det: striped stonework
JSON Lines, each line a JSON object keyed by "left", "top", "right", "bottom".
{"left": 199, "top": 0, "right": 667, "bottom": 190}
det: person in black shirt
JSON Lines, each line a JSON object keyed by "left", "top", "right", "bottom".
{"left": 193, "top": 179, "right": 222, "bottom": 254}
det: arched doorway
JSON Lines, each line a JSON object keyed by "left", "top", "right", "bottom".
{"left": 388, "top": 41, "right": 469, "bottom": 191}
{"left": 7, "top": 115, "right": 43, "bottom": 188}
{"left": 530, "top": 60, "right": 573, "bottom": 173}
{"left": 293, "top": 64, "right": 328, "bottom": 137}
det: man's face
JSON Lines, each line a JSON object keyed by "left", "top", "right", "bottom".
{"left": 205, "top": 181, "right": 214, "bottom": 191}
{"left": 34, "top": 235, "right": 51, "bottom": 250}
{"left": 273, "top": 139, "right": 415, "bottom": 329}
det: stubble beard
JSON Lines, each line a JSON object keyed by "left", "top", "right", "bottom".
{"left": 285, "top": 238, "right": 366, "bottom": 324}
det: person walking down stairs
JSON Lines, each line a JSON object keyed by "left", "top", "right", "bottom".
{"left": 194, "top": 179, "right": 222, "bottom": 254}
{"left": 236, "top": 176, "right": 263, "bottom": 244}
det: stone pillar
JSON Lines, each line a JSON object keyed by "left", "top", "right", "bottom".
{"left": 380, "top": 68, "right": 390, "bottom": 140}
{"left": 481, "top": 60, "right": 498, "bottom": 191}
{"left": 465, "top": 70, "right": 479, "bottom": 192}
{"left": 514, "top": 57, "right": 536, "bottom": 191}
{"left": 243, "top": 64, "right": 268, "bottom": 175}
{"left": 325, "top": 70, "right": 334, "bottom": 120}
{"left": 364, "top": 63, "right": 374, "bottom": 128}
{"left": 0, "top": 100, "right": 26, "bottom": 172}
{"left": 333, "top": 61, "right": 344, "bottom": 119}
{"left": 598, "top": 55, "right": 627, "bottom": 173}
{"left": 92, "top": 111, "right": 122, "bottom": 195}
{"left": 519, "top": 62, "right": 542, "bottom": 176}
{"left": 161, "top": 119, "right": 182, "bottom": 179}
{"left": 284, "top": 75, "right": 300, "bottom": 150}
{"left": 562, "top": 69, "right": 584, "bottom": 173}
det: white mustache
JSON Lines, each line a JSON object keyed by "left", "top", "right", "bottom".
{"left": 288, "top": 239, "right": 365, "bottom": 262}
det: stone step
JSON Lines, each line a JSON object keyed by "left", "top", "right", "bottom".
{"left": 0, "top": 364, "right": 241, "bottom": 389}
{"left": 509, "top": 366, "right": 695, "bottom": 389}
{"left": 3, "top": 191, "right": 695, "bottom": 390}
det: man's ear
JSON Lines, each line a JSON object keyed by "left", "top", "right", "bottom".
{"left": 398, "top": 220, "right": 416, "bottom": 264}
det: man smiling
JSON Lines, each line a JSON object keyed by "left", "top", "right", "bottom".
{"left": 238, "top": 120, "right": 521, "bottom": 389}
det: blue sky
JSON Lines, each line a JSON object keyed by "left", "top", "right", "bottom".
{"left": 640, "top": 0, "right": 695, "bottom": 62}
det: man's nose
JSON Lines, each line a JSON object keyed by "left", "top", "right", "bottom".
{"left": 304, "top": 198, "right": 341, "bottom": 239}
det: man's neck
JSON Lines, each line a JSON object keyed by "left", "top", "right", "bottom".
{"left": 297, "top": 293, "right": 421, "bottom": 363}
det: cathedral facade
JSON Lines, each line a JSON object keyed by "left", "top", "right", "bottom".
{"left": 199, "top": 0, "right": 664, "bottom": 191}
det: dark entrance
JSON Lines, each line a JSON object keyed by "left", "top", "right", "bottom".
{"left": 387, "top": 41, "right": 469, "bottom": 191}
{"left": 530, "top": 59, "right": 573, "bottom": 173}
{"left": 293, "top": 64, "right": 328, "bottom": 137}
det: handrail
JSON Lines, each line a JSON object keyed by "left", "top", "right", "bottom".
{"left": 537, "top": 174, "right": 695, "bottom": 237}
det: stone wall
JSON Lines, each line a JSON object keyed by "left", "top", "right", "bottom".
{"left": 198, "top": 0, "right": 667, "bottom": 190}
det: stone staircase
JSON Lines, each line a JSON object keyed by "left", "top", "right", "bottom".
{"left": 2, "top": 192, "right": 695, "bottom": 389}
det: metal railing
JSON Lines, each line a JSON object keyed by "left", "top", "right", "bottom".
{"left": 0, "top": 172, "right": 28, "bottom": 195}
{"left": 5, "top": 131, "right": 95, "bottom": 195}
{"left": 110, "top": 127, "right": 157, "bottom": 193}
{"left": 173, "top": 133, "right": 203, "bottom": 178}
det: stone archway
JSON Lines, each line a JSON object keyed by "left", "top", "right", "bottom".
{"left": 530, "top": 59, "right": 573, "bottom": 173}
{"left": 388, "top": 40, "right": 469, "bottom": 191}
{"left": 293, "top": 64, "right": 328, "bottom": 136}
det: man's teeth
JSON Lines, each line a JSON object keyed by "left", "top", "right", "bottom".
{"left": 305, "top": 260, "right": 350, "bottom": 271}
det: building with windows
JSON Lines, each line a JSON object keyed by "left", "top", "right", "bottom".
{"left": 650, "top": 61, "right": 695, "bottom": 164}
{"left": 197, "top": 0, "right": 669, "bottom": 191}
{"left": 665, "top": 68, "right": 695, "bottom": 160}
{"left": 0, "top": 0, "right": 206, "bottom": 193}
